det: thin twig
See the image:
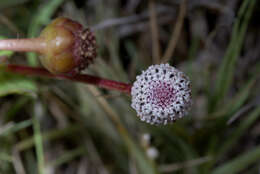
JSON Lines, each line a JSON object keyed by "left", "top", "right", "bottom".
{"left": 161, "top": 0, "right": 187, "bottom": 63}
{"left": 149, "top": 0, "right": 161, "bottom": 64}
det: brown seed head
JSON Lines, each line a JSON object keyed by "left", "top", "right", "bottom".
{"left": 39, "top": 17, "right": 97, "bottom": 75}
{"left": 73, "top": 28, "right": 97, "bottom": 73}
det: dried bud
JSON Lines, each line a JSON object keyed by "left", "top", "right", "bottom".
{"left": 39, "top": 17, "right": 97, "bottom": 74}
{"left": 131, "top": 64, "right": 192, "bottom": 125}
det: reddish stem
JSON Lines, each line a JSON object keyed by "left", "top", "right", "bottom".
{"left": 0, "top": 38, "right": 45, "bottom": 53}
{"left": 5, "top": 64, "right": 132, "bottom": 94}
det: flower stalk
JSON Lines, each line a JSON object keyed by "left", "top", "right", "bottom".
{"left": 0, "top": 38, "right": 45, "bottom": 53}
{"left": 4, "top": 64, "right": 132, "bottom": 94}
{"left": 0, "top": 17, "right": 97, "bottom": 74}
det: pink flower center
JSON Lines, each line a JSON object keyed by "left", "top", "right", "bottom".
{"left": 147, "top": 81, "right": 176, "bottom": 109}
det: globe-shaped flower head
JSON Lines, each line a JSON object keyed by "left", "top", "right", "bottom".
{"left": 131, "top": 64, "right": 192, "bottom": 125}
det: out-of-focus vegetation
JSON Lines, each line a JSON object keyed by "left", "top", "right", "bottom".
{"left": 0, "top": 0, "right": 260, "bottom": 173}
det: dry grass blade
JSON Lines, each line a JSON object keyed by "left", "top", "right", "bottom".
{"left": 77, "top": 157, "right": 89, "bottom": 174}
{"left": 159, "top": 156, "right": 212, "bottom": 173}
{"left": 12, "top": 148, "right": 26, "bottom": 174}
{"left": 161, "top": 0, "right": 186, "bottom": 63}
{"left": 84, "top": 136, "right": 110, "bottom": 174}
{"left": 227, "top": 102, "right": 254, "bottom": 125}
{"left": 0, "top": 122, "right": 14, "bottom": 135}
{"left": 149, "top": 0, "right": 161, "bottom": 64}
{"left": 0, "top": 15, "right": 22, "bottom": 36}
{"left": 93, "top": 5, "right": 174, "bottom": 31}
{"left": 86, "top": 85, "right": 124, "bottom": 129}
{"left": 86, "top": 85, "right": 158, "bottom": 174}
{"left": 33, "top": 102, "right": 45, "bottom": 174}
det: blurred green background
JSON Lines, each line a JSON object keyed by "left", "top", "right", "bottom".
{"left": 0, "top": 0, "right": 260, "bottom": 173}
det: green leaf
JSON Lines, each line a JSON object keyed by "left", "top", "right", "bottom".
{"left": 0, "top": 49, "right": 13, "bottom": 57}
{"left": 211, "top": 78, "right": 255, "bottom": 119}
{"left": 0, "top": 119, "right": 32, "bottom": 137}
{"left": 225, "top": 79, "right": 255, "bottom": 117}
{"left": 0, "top": 0, "right": 29, "bottom": 9}
{"left": 0, "top": 78, "right": 37, "bottom": 97}
{"left": 212, "top": 146, "right": 260, "bottom": 174}
{"left": 218, "top": 107, "right": 260, "bottom": 158}
{"left": 210, "top": 0, "right": 256, "bottom": 111}
{"left": 0, "top": 153, "right": 12, "bottom": 162}
{"left": 48, "top": 147, "right": 86, "bottom": 167}
{"left": 16, "top": 125, "right": 82, "bottom": 151}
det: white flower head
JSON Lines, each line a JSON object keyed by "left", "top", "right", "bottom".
{"left": 131, "top": 64, "right": 192, "bottom": 125}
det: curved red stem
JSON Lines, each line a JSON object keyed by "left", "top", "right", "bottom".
{"left": 5, "top": 64, "right": 132, "bottom": 94}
